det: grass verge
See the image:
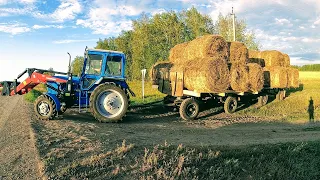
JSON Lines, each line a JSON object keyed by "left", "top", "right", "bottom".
{"left": 127, "top": 81, "right": 166, "bottom": 106}
{"left": 24, "top": 89, "right": 42, "bottom": 102}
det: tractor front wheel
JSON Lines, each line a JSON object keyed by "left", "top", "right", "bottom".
{"left": 90, "top": 84, "right": 128, "bottom": 123}
{"left": 34, "top": 95, "right": 56, "bottom": 120}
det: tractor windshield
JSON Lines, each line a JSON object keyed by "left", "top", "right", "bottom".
{"left": 106, "top": 55, "right": 122, "bottom": 76}
{"left": 85, "top": 54, "right": 103, "bottom": 75}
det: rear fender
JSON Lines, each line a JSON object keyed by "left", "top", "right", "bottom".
{"left": 45, "top": 93, "right": 61, "bottom": 111}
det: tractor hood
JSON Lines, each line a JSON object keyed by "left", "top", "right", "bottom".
{"left": 53, "top": 75, "right": 80, "bottom": 84}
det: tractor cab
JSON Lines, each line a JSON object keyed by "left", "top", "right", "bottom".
{"left": 81, "top": 49, "right": 126, "bottom": 90}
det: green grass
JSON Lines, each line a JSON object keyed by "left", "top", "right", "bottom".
{"left": 237, "top": 71, "right": 320, "bottom": 122}
{"left": 127, "top": 81, "right": 166, "bottom": 106}
{"left": 24, "top": 89, "right": 42, "bottom": 102}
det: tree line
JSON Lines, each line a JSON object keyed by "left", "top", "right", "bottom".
{"left": 72, "top": 7, "right": 260, "bottom": 80}
{"left": 297, "top": 64, "right": 320, "bottom": 71}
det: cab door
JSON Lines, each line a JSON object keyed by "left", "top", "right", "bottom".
{"left": 81, "top": 52, "right": 105, "bottom": 90}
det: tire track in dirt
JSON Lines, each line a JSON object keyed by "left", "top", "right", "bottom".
{"left": 0, "top": 96, "right": 43, "bottom": 179}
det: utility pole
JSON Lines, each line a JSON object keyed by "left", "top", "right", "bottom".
{"left": 230, "top": 7, "right": 236, "bottom": 41}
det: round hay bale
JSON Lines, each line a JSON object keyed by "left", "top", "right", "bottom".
{"left": 247, "top": 63, "right": 264, "bottom": 92}
{"left": 184, "top": 35, "right": 229, "bottom": 62}
{"left": 173, "top": 57, "right": 230, "bottom": 93}
{"left": 248, "top": 50, "right": 261, "bottom": 58}
{"left": 287, "top": 67, "right": 299, "bottom": 88}
{"left": 230, "top": 64, "right": 250, "bottom": 92}
{"left": 150, "top": 61, "right": 173, "bottom": 85}
{"left": 260, "top": 50, "right": 285, "bottom": 67}
{"left": 169, "top": 42, "right": 188, "bottom": 63}
{"left": 248, "top": 50, "right": 265, "bottom": 67}
{"left": 227, "top": 41, "right": 248, "bottom": 65}
{"left": 263, "top": 67, "right": 288, "bottom": 88}
{"left": 282, "top": 53, "right": 291, "bottom": 67}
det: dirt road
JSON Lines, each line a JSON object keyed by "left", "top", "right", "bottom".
{"left": 0, "top": 96, "right": 42, "bottom": 180}
{"left": 2, "top": 95, "right": 320, "bottom": 179}
{"left": 46, "top": 105, "right": 320, "bottom": 149}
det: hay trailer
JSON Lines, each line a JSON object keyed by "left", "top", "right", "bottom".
{"left": 0, "top": 47, "right": 135, "bottom": 122}
{"left": 157, "top": 73, "right": 286, "bottom": 120}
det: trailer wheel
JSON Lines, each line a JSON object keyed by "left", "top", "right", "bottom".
{"left": 257, "top": 95, "right": 269, "bottom": 107}
{"left": 34, "top": 95, "right": 56, "bottom": 120}
{"left": 90, "top": 84, "right": 128, "bottom": 123}
{"left": 224, "top": 96, "right": 238, "bottom": 114}
{"left": 276, "top": 90, "right": 286, "bottom": 101}
{"left": 179, "top": 98, "right": 200, "bottom": 121}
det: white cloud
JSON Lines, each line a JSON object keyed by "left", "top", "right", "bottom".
{"left": 76, "top": 19, "right": 132, "bottom": 35}
{"left": 0, "top": 6, "right": 33, "bottom": 16}
{"left": 0, "top": 22, "right": 31, "bottom": 35}
{"left": 18, "top": 0, "right": 36, "bottom": 4}
{"left": 53, "top": 39, "right": 97, "bottom": 44}
{"left": 34, "top": 0, "right": 82, "bottom": 22}
{"left": 32, "top": 24, "right": 64, "bottom": 29}
{"left": 0, "top": 0, "right": 35, "bottom": 5}
{"left": 275, "top": 18, "right": 293, "bottom": 26}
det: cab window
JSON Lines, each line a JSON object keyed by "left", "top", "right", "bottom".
{"left": 106, "top": 55, "right": 122, "bottom": 76}
{"left": 85, "top": 54, "right": 103, "bottom": 75}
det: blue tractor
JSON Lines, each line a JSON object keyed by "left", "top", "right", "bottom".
{"left": 0, "top": 48, "right": 135, "bottom": 122}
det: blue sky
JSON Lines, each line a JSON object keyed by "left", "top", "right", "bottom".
{"left": 0, "top": 0, "right": 320, "bottom": 80}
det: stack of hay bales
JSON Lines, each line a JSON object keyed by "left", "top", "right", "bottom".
{"left": 151, "top": 34, "right": 298, "bottom": 96}
{"left": 227, "top": 41, "right": 264, "bottom": 92}
{"left": 248, "top": 50, "right": 298, "bottom": 88}
{"left": 169, "top": 35, "right": 230, "bottom": 93}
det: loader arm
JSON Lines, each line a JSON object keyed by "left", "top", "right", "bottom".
{"left": 10, "top": 72, "right": 67, "bottom": 96}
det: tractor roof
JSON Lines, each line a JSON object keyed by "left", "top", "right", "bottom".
{"left": 87, "top": 48, "right": 124, "bottom": 54}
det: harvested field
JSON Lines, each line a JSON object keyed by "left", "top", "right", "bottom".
{"left": 264, "top": 67, "right": 288, "bottom": 88}
{"left": 287, "top": 68, "right": 300, "bottom": 88}
{"left": 227, "top": 41, "right": 248, "bottom": 65}
{"left": 230, "top": 64, "right": 249, "bottom": 92}
{"left": 247, "top": 63, "right": 264, "bottom": 92}
{"left": 172, "top": 57, "right": 230, "bottom": 93}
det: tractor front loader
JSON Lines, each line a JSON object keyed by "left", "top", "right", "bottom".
{"left": 0, "top": 47, "right": 135, "bottom": 122}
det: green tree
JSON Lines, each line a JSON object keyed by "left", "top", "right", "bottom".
{"left": 215, "top": 13, "right": 260, "bottom": 50}
{"left": 96, "top": 38, "right": 117, "bottom": 50}
{"left": 115, "top": 31, "right": 134, "bottom": 80}
{"left": 180, "top": 7, "right": 215, "bottom": 40}
{"left": 71, "top": 56, "right": 84, "bottom": 76}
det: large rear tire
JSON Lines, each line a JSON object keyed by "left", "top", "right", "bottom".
{"left": 90, "top": 84, "right": 128, "bottom": 123}
{"left": 179, "top": 98, "right": 200, "bottom": 121}
{"left": 224, "top": 96, "right": 238, "bottom": 114}
{"left": 34, "top": 95, "right": 56, "bottom": 120}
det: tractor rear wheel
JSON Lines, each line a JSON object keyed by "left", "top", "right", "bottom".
{"left": 34, "top": 95, "right": 56, "bottom": 120}
{"left": 90, "top": 84, "right": 128, "bottom": 123}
